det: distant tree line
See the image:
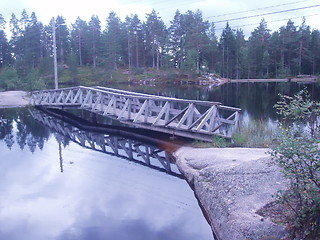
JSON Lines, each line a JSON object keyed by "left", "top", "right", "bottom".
{"left": 0, "top": 9, "right": 320, "bottom": 90}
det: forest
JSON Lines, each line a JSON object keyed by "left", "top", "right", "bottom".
{"left": 0, "top": 9, "right": 320, "bottom": 90}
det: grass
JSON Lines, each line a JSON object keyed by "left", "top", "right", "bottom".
{"left": 193, "top": 119, "right": 277, "bottom": 148}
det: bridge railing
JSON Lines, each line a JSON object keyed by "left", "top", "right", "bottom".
{"left": 31, "top": 86, "right": 241, "bottom": 140}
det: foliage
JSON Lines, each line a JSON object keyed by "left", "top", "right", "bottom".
{"left": 0, "top": 67, "right": 20, "bottom": 90}
{"left": 193, "top": 135, "right": 227, "bottom": 148}
{"left": 0, "top": 10, "right": 320, "bottom": 89}
{"left": 211, "top": 135, "right": 227, "bottom": 148}
{"left": 232, "top": 119, "right": 275, "bottom": 147}
{"left": 270, "top": 127, "right": 320, "bottom": 239}
{"left": 274, "top": 88, "right": 320, "bottom": 138}
{"left": 24, "top": 68, "right": 45, "bottom": 91}
{"left": 271, "top": 90, "right": 320, "bottom": 239}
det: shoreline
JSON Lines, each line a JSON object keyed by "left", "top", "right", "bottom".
{"left": 174, "top": 147, "right": 289, "bottom": 240}
{"left": 0, "top": 91, "right": 30, "bottom": 108}
{"left": 199, "top": 76, "right": 318, "bottom": 86}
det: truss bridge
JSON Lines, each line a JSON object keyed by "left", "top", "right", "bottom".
{"left": 31, "top": 86, "right": 241, "bottom": 141}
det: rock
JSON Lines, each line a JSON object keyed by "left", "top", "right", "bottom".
{"left": 174, "top": 147, "right": 289, "bottom": 240}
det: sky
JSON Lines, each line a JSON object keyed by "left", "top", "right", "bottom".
{"left": 0, "top": 0, "right": 319, "bottom": 37}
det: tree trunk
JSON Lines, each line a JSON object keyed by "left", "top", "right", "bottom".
{"left": 156, "top": 48, "right": 160, "bottom": 71}
{"left": 299, "top": 40, "right": 302, "bottom": 74}
{"left": 128, "top": 36, "right": 131, "bottom": 70}
{"left": 78, "top": 29, "right": 82, "bottom": 66}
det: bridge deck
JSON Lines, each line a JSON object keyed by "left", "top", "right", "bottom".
{"left": 31, "top": 86, "right": 241, "bottom": 141}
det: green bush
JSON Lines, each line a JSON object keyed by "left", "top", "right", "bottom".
{"left": 211, "top": 135, "right": 227, "bottom": 148}
{"left": 271, "top": 89, "right": 320, "bottom": 239}
{"left": 0, "top": 67, "right": 20, "bottom": 90}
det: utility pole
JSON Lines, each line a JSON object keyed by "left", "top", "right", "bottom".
{"left": 52, "top": 17, "right": 58, "bottom": 89}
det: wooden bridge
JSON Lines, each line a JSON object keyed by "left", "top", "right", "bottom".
{"left": 31, "top": 86, "right": 241, "bottom": 141}
{"left": 30, "top": 109, "right": 182, "bottom": 178}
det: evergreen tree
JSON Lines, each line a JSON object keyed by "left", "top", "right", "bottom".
{"left": 310, "top": 30, "right": 320, "bottom": 75}
{"left": 71, "top": 17, "right": 90, "bottom": 66}
{"left": 0, "top": 13, "right": 12, "bottom": 67}
{"left": 169, "top": 10, "right": 183, "bottom": 69}
{"left": 219, "top": 22, "right": 236, "bottom": 78}
{"left": 248, "top": 19, "right": 271, "bottom": 78}
{"left": 269, "top": 31, "right": 282, "bottom": 77}
{"left": 206, "top": 22, "right": 219, "bottom": 73}
{"left": 104, "top": 12, "right": 125, "bottom": 69}
{"left": 55, "top": 16, "right": 70, "bottom": 65}
{"left": 89, "top": 15, "right": 101, "bottom": 68}
{"left": 235, "top": 29, "right": 246, "bottom": 79}
{"left": 125, "top": 14, "right": 142, "bottom": 69}
{"left": 298, "top": 17, "right": 311, "bottom": 74}
{"left": 144, "top": 9, "right": 167, "bottom": 71}
{"left": 183, "top": 10, "right": 210, "bottom": 74}
{"left": 279, "top": 20, "right": 298, "bottom": 75}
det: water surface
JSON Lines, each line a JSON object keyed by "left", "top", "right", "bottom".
{"left": 0, "top": 108, "right": 213, "bottom": 240}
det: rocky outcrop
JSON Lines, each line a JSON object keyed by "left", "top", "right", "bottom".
{"left": 174, "top": 147, "right": 289, "bottom": 240}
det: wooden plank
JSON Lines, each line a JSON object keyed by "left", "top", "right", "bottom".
{"left": 118, "top": 98, "right": 130, "bottom": 120}
{"left": 165, "top": 106, "right": 189, "bottom": 126}
{"left": 196, "top": 106, "right": 217, "bottom": 131}
{"left": 133, "top": 100, "right": 148, "bottom": 123}
{"left": 72, "top": 88, "right": 82, "bottom": 104}
{"left": 103, "top": 96, "right": 115, "bottom": 115}
{"left": 152, "top": 101, "right": 170, "bottom": 125}
{"left": 176, "top": 104, "right": 194, "bottom": 128}
{"left": 188, "top": 108, "right": 211, "bottom": 130}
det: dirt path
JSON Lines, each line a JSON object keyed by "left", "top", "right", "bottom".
{"left": 0, "top": 91, "right": 30, "bottom": 108}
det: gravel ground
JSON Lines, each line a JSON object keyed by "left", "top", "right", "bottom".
{"left": 0, "top": 91, "right": 30, "bottom": 108}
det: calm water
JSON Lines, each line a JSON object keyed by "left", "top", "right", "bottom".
{"left": 0, "top": 82, "right": 318, "bottom": 239}
{"left": 0, "top": 108, "right": 213, "bottom": 240}
{"left": 109, "top": 82, "right": 320, "bottom": 144}
{"left": 110, "top": 81, "right": 320, "bottom": 122}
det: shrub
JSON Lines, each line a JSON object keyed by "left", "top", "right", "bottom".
{"left": 271, "top": 90, "right": 320, "bottom": 239}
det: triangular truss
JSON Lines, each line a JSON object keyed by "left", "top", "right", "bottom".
{"left": 31, "top": 86, "right": 241, "bottom": 140}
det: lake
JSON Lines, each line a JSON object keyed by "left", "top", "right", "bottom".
{"left": 0, "top": 81, "right": 318, "bottom": 239}
{"left": 109, "top": 81, "right": 320, "bottom": 145}
{"left": 0, "top": 108, "right": 213, "bottom": 240}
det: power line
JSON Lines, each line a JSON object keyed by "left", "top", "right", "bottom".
{"left": 215, "top": 13, "right": 320, "bottom": 31}
{"left": 205, "top": 0, "right": 314, "bottom": 19}
{"left": 212, "top": 4, "right": 320, "bottom": 24}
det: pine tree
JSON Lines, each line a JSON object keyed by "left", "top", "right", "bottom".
{"left": 144, "top": 9, "right": 167, "bottom": 71}
{"left": 298, "top": 17, "right": 311, "bottom": 75}
{"left": 169, "top": 10, "right": 183, "bottom": 69}
{"left": 55, "top": 16, "right": 70, "bottom": 65}
{"left": 0, "top": 13, "right": 12, "bottom": 67}
{"left": 104, "top": 12, "right": 125, "bottom": 69}
{"left": 235, "top": 29, "right": 246, "bottom": 79}
{"left": 219, "top": 22, "right": 236, "bottom": 78}
{"left": 279, "top": 20, "right": 298, "bottom": 75}
{"left": 89, "top": 15, "right": 101, "bottom": 68}
{"left": 248, "top": 19, "right": 271, "bottom": 78}
{"left": 71, "top": 17, "right": 90, "bottom": 66}
{"left": 125, "top": 14, "right": 142, "bottom": 69}
{"left": 310, "top": 30, "right": 320, "bottom": 75}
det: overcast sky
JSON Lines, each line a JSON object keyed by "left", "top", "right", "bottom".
{"left": 1, "top": 0, "right": 319, "bottom": 37}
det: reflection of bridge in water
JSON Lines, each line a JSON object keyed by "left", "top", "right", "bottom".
{"left": 31, "top": 86, "right": 241, "bottom": 141}
{"left": 30, "top": 109, "right": 182, "bottom": 178}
